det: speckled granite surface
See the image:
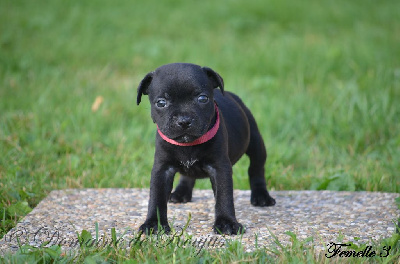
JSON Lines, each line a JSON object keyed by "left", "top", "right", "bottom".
{"left": 1, "top": 189, "right": 399, "bottom": 254}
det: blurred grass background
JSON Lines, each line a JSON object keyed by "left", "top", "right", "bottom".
{"left": 1, "top": 0, "right": 399, "bottom": 237}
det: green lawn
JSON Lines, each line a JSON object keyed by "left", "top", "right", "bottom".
{"left": 1, "top": 0, "right": 399, "bottom": 262}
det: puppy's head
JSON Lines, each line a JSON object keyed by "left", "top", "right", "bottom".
{"left": 137, "top": 63, "right": 224, "bottom": 143}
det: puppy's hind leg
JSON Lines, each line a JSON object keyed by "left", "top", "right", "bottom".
{"left": 245, "top": 112, "right": 276, "bottom": 207}
{"left": 169, "top": 175, "right": 195, "bottom": 203}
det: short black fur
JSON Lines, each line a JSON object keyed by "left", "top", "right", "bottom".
{"left": 137, "top": 63, "right": 275, "bottom": 235}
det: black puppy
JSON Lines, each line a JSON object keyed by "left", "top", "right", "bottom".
{"left": 137, "top": 63, "right": 275, "bottom": 235}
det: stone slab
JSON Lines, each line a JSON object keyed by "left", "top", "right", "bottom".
{"left": 0, "top": 189, "right": 399, "bottom": 254}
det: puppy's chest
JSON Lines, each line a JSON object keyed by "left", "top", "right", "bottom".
{"left": 179, "top": 158, "right": 198, "bottom": 169}
{"left": 176, "top": 157, "right": 208, "bottom": 178}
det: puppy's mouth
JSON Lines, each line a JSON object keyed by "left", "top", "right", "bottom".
{"left": 157, "top": 122, "right": 210, "bottom": 144}
{"left": 172, "top": 134, "right": 199, "bottom": 143}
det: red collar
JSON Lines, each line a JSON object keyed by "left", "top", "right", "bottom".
{"left": 157, "top": 104, "right": 220, "bottom": 146}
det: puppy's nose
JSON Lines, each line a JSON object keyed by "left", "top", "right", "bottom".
{"left": 176, "top": 116, "right": 192, "bottom": 129}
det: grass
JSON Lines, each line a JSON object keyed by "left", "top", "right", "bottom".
{"left": 0, "top": 0, "right": 399, "bottom": 262}
{"left": 1, "top": 223, "right": 399, "bottom": 263}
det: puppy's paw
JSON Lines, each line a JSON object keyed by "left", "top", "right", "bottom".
{"left": 169, "top": 190, "right": 192, "bottom": 203}
{"left": 213, "top": 219, "right": 245, "bottom": 235}
{"left": 251, "top": 189, "right": 276, "bottom": 207}
{"left": 138, "top": 221, "right": 171, "bottom": 235}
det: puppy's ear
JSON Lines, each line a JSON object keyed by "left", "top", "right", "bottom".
{"left": 202, "top": 67, "right": 224, "bottom": 94}
{"left": 137, "top": 72, "right": 154, "bottom": 105}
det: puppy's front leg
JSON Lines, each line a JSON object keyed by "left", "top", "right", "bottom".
{"left": 139, "top": 164, "right": 176, "bottom": 234}
{"left": 206, "top": 163, "right": 244, "bottom": 235}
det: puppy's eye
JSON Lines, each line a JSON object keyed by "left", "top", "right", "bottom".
{"left": 156, "top": 99, "right": 167, "bottom": 108}
{"left": 197, "top": 95, "right": 209, "bottom": 104}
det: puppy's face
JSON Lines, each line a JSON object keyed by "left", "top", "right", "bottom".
{"left": 137, "top": 63, "right": 224, "bottom": 143}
